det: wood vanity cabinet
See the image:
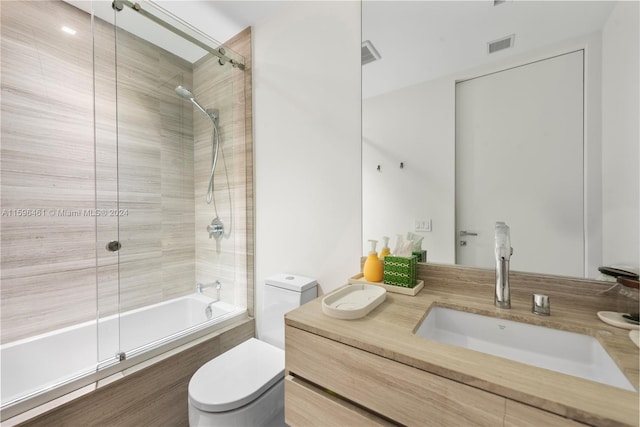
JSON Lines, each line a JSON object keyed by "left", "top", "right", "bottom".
{"left": 285, "top": 325, "right": 586, "bottom": 426}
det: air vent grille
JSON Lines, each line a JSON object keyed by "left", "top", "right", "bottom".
{"left": 488, "top": 34, "right": 515, "bottom": 54}
{"left": 362, "top": 40, "right": 381, "bottom": 65}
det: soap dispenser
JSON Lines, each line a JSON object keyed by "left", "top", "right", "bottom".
{"left": 379, "top": 236, "right": 391, "bottom": 260}
{"left": 363, "top": 240, "right": 383, "bottom": 282}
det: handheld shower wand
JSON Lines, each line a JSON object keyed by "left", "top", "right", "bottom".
{"left": 175, "top": 85, "right": 216, "bottom": 121}
{"left": 175, "top": 85, "right": 219, "bottom": 205}
{"left": 174, "top": 85, "right": 232, "bottom": 243}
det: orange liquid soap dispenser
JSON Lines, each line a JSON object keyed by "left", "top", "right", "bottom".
{"left": 363, "top": 239, "right": 383, "bottom": 282}
{"left": 379, "top": 236, "right": 391, "bottom": 260}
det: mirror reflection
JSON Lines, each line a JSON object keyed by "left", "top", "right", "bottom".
{"left": 362, "top": 1, "right": 639, "bottom": 279}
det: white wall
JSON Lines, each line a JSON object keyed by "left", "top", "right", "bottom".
{"left": 253, "top": 1, "right": 362, "bottom": 336}
{"left": 363, "top": 77, "right": 455, "bottom": 264}
{"left": 602, "top": 1, "right": 640, "bottom": 270}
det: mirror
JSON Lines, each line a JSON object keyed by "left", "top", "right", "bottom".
{"left": 362, "top": 1, "right": 639, "bottom": 279}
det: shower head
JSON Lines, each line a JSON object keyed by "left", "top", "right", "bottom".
{"left": 175, "top": 85, "right": 215, "bottom": 120}
{"left": 175, "top": 85, "right": 195, "bottom": 100}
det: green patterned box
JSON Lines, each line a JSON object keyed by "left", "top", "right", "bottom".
{"left": 383, "top": 255, "right": 417, "bottom": 288}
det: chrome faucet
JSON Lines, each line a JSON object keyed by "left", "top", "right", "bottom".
{"left": 197, "top": 280, "right": 222, "bottom": 301}
{"left": 197, "top": 280, "right": 222, "bottom": 320}
{"left": 494, "top": 222, "right": 513, "bottom": 309}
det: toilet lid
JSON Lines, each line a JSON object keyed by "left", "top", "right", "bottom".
{"left": 188, "top": 338, "right": 285, "bottom": 413}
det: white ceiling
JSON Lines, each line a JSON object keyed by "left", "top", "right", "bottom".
{"left": 362, "top": 0, "right": 617, "bottom": 98}
{"left": 64, "top": 1, "right": 617, "bottom": 96}
{"left": 65, "top": 0, "right": 284, "bottom": 64}
{"left": 155, "top": 0, "right": 286, "bottom": 45}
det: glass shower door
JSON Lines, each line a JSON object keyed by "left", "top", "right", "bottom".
{"left": 95, "top": 2, "right": 122, "bottom": 370}
{"left": 0, "top": 0, "right": 104, "bottom": 412}
{"left": 110, "top": 0, "right": 240, "bottom": 359}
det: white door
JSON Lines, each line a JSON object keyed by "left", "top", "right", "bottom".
{"left": 455, "top": 51, "right": 584, "bottom": 276}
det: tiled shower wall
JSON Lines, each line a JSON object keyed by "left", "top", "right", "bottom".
{"left": 0, "top": 0, "right": 251, "bottom": 345}
{"left": 193, "top": 52, "right": 249, "bottom": 310}
{"left": 2, "top": 1, "right": 105, "bottom": 344}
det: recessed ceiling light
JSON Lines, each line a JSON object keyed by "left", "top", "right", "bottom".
{"left": 61, "top": 26, "right": 77, "bottom": 35}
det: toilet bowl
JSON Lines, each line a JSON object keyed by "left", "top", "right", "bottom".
{"left": 188, "top": 338, "right": 285, "bottom": 427}
{"left": 188, "top": 274, "right": 317, "bottom": 427}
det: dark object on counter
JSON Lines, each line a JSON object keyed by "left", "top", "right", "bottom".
{"left": 615, "top": 276, "right": 639, "bottom": 324}
{"left": 616, "top": 276, "right": 640, "bottom": 290}
{"left": 598, "top": 266, "right": 639, "bottom": 280}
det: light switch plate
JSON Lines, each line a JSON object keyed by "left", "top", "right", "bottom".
{"left": 415, "top": 219, "right": 432, "bottom": 232}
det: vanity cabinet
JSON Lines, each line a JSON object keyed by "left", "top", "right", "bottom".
{"left": 285, "top": 325, "right": 587, "bottom": 426}
{"left": 504, "top": 401, "right": 586, "bottom": 427}
{"left": 285, "top": 375, "right": 393, "bottom": 426}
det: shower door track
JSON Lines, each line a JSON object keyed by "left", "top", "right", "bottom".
{"left": 111, "top": 0, "right": 245, "bottom": 70}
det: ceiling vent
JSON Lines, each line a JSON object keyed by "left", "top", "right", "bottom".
{"left": 362, "top": 40, "right": 381, "bottom": 65}
{"left": 488, "top": 34, "right": 515, "bottom": 54}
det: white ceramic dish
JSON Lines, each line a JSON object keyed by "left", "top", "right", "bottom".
{"left": 322, "top": 284, "right": 386, "bottom": 320}
{"left": 596, "top": 311, "right": 640, "bottom": 330}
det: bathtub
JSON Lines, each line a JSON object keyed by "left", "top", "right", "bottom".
{"left": 1, "top": 293, "right": 246, "bottom": 410}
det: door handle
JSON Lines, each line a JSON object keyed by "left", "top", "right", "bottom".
{"left": 460, "top": 230, "right": 478, "bottom": 237}
{"left": 106, "top": 240, "right": 121, "bottom": 252}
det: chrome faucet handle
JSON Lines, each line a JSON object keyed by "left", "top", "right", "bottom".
{"left": 207, "top": 218, "right": 224, "bottom": 240}
{"left": 214, "top": 280, "right": 222, "bottom": 301}
{"left": 532, "top": 294, "right": 551, "bottom": 316}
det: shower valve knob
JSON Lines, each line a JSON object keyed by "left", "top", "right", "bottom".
{"left": 207, "top": 218, "right": 224, "bottom": 240}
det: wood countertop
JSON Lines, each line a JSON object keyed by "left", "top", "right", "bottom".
{"left": 285, "top": 264, "right": 640, "bottom": 427}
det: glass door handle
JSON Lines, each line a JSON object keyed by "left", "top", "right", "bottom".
{"left": 106, "top": 240, "right": 122, "bottom": 252}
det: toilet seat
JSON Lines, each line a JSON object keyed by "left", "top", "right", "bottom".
{"left": 188, "top": 338, "right": 284, "bottom": 413}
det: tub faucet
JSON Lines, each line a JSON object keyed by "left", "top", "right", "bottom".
{"left": 494, "top": 222, "right": 513, "bottom": 309}
{"left": 197, "top": 280, "right": 222, "bottom": 301}
{"left": 197, "top": 280, "right": 222, "bottom": 320}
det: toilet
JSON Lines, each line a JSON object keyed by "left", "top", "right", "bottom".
{"left": 188, "top": 274, "right": 317, "bottom": 427}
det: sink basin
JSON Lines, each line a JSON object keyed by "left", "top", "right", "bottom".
{"left": 415, "top": 306, "right": 635, "bottom": 391}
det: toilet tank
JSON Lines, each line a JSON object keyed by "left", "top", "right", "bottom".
{"left": 261, "top": 274, "right": 317, "bottom": 349}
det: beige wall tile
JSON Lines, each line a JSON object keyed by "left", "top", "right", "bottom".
{"left": 1, "top": 1, "right": 252, "bottom": 348}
